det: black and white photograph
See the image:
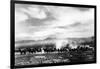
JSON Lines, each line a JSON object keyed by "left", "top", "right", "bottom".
{"left": 11, "top": 0, "right": 96, "bottom": 68}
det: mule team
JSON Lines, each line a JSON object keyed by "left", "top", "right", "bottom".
{"left": 15, "top": 43, "right": 94, "bottom": 55}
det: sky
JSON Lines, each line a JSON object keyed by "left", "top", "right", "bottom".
{"left": 15, "top": 4, "right": 94, "bottom": 41}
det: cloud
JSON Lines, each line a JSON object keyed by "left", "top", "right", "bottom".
{"left": 15, "top": 4, "right": 94, "bottom": 41}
